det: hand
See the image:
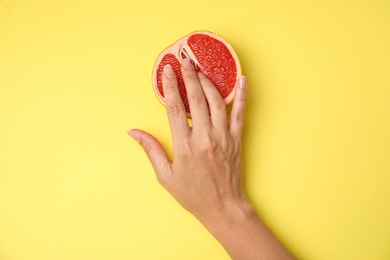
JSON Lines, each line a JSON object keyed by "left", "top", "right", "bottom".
{"left": 129, "top": 58, "right": 248, "bottom": 222}
{"left": 129, "top": 59, "right": 294, "bottom": 259}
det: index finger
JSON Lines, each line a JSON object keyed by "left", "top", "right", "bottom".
{"left": 162, "top": 65, "right": 190, "bottom": 141}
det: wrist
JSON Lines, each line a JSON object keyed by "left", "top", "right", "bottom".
{"left": 197, "top": 197, "right": 258, "bottom": 237}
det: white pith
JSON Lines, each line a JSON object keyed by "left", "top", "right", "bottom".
{"left": 152, "top": 31, "right": 242, "bottom": 110}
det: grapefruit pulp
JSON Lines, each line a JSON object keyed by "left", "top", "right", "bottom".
{"left": 152, "top": 31, "right": 241, "bottom": 117}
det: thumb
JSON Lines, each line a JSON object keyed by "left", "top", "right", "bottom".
{"left": 128, "top": 129, "right": 172, "bottom": 182}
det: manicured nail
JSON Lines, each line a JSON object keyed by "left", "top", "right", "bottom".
{"left": 197, "top": 71, "right": 206, "bottom": 79}
{"left": 239, "top": 76, "right": 246, "bottom": 89}
{"left": 127, "top": 130, "right": 140, "bottom": 142}
{"left": 182, "top": 59, "right": 193, "bottom": 70}
{"left": 163, "top": 65, "right": 174, "bottom": 78}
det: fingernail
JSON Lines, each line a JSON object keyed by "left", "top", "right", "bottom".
{"left": 239, "top": 76, "right": 246, "bottom": 89}
{"left": 182, "top": 59, "right": 193, "bottom": 70}
{"left": 163, "top": 65, "right": 174, "bottom": 78}
{"left": 127, "top": 130, "right": 140, "bottom": 142}
{"left": 197, "top": 71, "right": 206, "bottom": 79}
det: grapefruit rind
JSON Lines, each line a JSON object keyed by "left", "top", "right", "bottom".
{"left": 152, "top": 31, "right": 241, "bottom": 117}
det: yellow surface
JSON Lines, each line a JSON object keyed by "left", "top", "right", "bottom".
{"left": 1, "top": 0, "right": 389, "bottom": 259}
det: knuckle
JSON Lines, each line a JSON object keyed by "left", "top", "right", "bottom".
{"left": 176, "top": 139, "right": 192, "bottom": 157}
{"left": 213, "top": 99, "right": 226, "bottom": 111}
{"left": 167, "top": 102, "right": 184, "bottom": 116}
{"left": 140, "top": 140, "right": 153, "bottom": 156}
{"left": 180, "top": 140, "right": 192, "bottom": 155}
{"left": 183, "top": 72, "right": 198, "bottom": 82}
{"left": 163, "top": 80, "right": 178, "bottom": 91}
{"left": 189, "top": 94, "right": 205, "bottom": 105}
{"left": 200, "top": 136, "right": 218, "bottom": 153}
{"left": 233, "top": 112, "right": 245, "bottom": 123}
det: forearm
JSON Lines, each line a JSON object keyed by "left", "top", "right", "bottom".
{"left": 132, "top": 61, "right": 294, "bottom": 259}
{"left": 199, "top": 199, "right": 294, "bottom": 260}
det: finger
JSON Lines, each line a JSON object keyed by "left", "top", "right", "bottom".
{"left": 229, "top": 76, "right": 247, "bottom": 139}
{"left": 128, "top": 129, "right": 172, "bottom": 186}
{"left": 197, "top": 71, "right": 227, "bottom": 130}
{"left": 162, "top": 65, "right": 190, "bottom": 140}
{"left": 181, "top": 59, "right": 210, "bottom": 128}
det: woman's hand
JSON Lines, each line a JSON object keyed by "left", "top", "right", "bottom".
{"left": 129, "top": 59, "right": 294, "bottom": 259}
{"left": 130, "top": 59, "right": 248, "bottom": 222}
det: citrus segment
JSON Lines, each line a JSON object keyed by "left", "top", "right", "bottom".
{"left": 152, "top": 31, "right": 241, "bottom": 117}
{"left": 187, "top": 34, "right": 237, "bottom": 100}
{"left": 156, "top": 54, "right": 189, "bottom": 112}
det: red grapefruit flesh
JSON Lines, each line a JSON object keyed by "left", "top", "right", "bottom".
{"left": 152, "top": 31, "right": 241, "bottom": 117}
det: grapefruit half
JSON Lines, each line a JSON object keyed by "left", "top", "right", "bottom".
{"left": 152, "top": 31, "right": 241, "bottom": 117}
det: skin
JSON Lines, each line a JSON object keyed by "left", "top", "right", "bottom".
{"left": 129, "top": 59, "right": 295, "bottom": 260}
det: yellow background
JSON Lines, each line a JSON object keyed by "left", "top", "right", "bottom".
{"left": 1, "top": 0, "right": 389, "bottom": 259}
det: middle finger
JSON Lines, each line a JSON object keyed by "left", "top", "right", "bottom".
{"left": 181, "top": 59, "right": 211, "bottom": 128}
